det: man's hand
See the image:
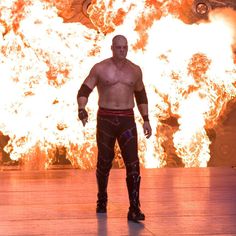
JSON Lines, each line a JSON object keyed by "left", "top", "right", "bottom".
{"left": 143, "top": 121, "right": 152, "bottom": 139}
{"left": 78, "top": 108, "right": 88, "bottom": 127}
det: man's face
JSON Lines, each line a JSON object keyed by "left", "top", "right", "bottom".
{"left": 111, "top": 37, "right": 128, "bottom": 59}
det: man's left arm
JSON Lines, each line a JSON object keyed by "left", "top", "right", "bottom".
{"left": 134, "top": 68, "right": 152, "bottom": 139}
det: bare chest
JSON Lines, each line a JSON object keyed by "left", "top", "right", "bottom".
{"left": 98, "top": 66, "right": 137, "bottom": 87}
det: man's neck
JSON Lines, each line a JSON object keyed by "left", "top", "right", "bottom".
{"left": 111, "top": 57, "right": 127, "bottom": 68}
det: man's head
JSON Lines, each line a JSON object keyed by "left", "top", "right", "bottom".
{"left": 111, "top": 35, "right": 128, "bottom": 60}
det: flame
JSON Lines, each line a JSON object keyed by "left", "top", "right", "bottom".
{"left": 0, "top": 0, "right": 236, "bottom": 169}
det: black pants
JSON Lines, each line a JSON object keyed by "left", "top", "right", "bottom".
{"left": 96, "top": 113, "right": 139, "bottom": 177}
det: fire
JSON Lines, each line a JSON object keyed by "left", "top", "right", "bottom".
{"left": 0, "top": 0, "right": 235, "bottom": 169}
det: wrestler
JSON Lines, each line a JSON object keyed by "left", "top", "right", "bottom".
{"left": 77, "top": 34, "right": 152, "bottom": 222}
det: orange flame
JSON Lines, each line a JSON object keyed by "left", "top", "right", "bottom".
{"left": 0, "top": 0, "right": 236, "bottom": 169}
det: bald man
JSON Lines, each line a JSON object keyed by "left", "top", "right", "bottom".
{"left": 77, "top": 35, "right": 152, "bottom": 222}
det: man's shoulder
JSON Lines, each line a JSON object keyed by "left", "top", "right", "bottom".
{"left": 97, "top": 58, "right": 111, "bottom": 66}
{"left": 127, "top": 59, "right": 141, "bottom": 72}
{"left": 93, "top": 58, "right": 111, "bottom": 69}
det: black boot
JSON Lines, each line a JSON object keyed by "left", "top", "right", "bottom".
{"left": 96, "top": 192, "right": 107, "bottom": 213}
{"left": 96, "top": 172, "right": 108, "bottom": 213}
{"left": 126, "top": 175, "right": 145, "bottom": 221}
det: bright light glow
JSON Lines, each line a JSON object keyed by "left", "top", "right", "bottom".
{"left": 0, "top": 0, "right": 236, "bottom": 169}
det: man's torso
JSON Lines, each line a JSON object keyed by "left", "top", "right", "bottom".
{"left": 95, "top": 58, "right": 140, "bottom": 110}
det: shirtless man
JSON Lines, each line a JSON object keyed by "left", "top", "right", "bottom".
{"left": 77, "top": 35, "right": 152, "bottom": 222}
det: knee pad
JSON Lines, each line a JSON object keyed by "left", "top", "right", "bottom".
{"left": 126, "top": 161, "right": 140, "bottom": 177}
{"left": 97, "top": 157, "right": 113, "bottom": 177}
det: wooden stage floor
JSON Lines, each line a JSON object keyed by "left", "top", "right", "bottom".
{"left": 0, "top": 167, "right": 236, "bottom": 235}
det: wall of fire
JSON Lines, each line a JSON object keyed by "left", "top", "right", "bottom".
{"left": 0, "top": 0, "right": 236, "bottom": 168}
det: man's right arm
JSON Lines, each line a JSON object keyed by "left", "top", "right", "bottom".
{"left": 77, "top": 65, "right": 98, "bottom": 126}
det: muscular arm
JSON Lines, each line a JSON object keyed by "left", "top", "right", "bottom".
{"left": 134, "top": 67, "right": 149, "bottom": 119}
{"left": 134, "top": 67, "right": 152, "bottom": 138}
{"left": 77, "top": 65, "right": 98, "bottom": 125}
{"left": 78, "top": 66, "right": 98, "bottom": 107}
